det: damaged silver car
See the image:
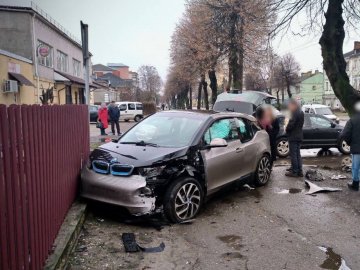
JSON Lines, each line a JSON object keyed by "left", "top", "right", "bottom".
{"left": 81, "top": 111, "right": 271, "bottom": 223}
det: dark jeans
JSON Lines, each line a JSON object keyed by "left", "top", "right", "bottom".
{"left": 111, "top": 120, "right": 120, "bottom": 135}
{"left": 289, "top": 141, "right": 303, "bottom": 174}
{"left": 100, "top": 128, "right": 106, "bottom": 136}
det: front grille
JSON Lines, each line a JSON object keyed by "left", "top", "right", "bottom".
{"left": 110, "top": 164, "right": 134, "bottom": 176}
{"left": 92, "top": 160, "right": 110, "bottom": 174}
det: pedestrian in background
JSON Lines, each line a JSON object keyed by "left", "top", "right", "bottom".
{"left": 255, "top": 106, "right": 280, "bottom": 163}
{"left": 285, "top": 99, "right": 304, "bottom": 177}
{"left": 108, "top": 101, "right": 121, "bottom": 136}
{"left": 98, "top": 102, "right": 109, "bottom": 136}
{"left": 341, "top": 102, "right": 360, "bottom": 191}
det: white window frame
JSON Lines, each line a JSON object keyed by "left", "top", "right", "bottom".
{"left": 57, "top": 50, "right": 68, "bottom": 72}
{"left": 37, "top": 40, "right": 53, "bottom": 68}
{"left": 72, "top": 58, "right": 81, "bottom": 77}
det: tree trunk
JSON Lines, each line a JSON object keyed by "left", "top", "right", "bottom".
{"left": 203, "top": 80, "right": 209, "bottom": 110}
{"left": 208, "top": 69, "right": 218, "bottom": 107}
{"left": 188, "top": 83, "right": 192, "bottom": 109}
{"left": 286, "top": 83, "right": 292, "bottom": 98}
{"left": 281, "top": 87, "right": 285, "bottom": 103}
{"left": 197, "top": 80, "right": 202, "bottom": 110}
{"left": 319, "top": 0, "right": 360, "bottom": 115}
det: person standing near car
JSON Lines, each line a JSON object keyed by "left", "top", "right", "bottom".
{"left": 341, "top": 102, "right": 360, "bottom": 191}
{"left": 108, "top": 101, "right": 121, "bottom": 136}
{"left": 255, "top": 106, "right": 280, "bottom": 163}
{"left": 285, "top": 99, "right": 304, "bottom": 177}
{"left": 98, "top": 102, "right": 109, "bottom": 136}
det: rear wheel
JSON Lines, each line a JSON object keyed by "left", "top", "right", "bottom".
{"left": 338, "top": 139, "right": 350, "bottom": 155}
{"left": 134, "top": 115, "right": 142, "bottom": 122}
{"left": 276, "top": 138, "right": 289, "bottom": 158}
{"left": 164, "top": 177, "right": 204, "bottom": 223}
{"left": 254, "top": 155, "right": 272, "bottom": 186}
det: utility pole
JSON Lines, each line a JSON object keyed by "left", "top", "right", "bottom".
{"left": 81, "top": 21, "right": 90, "bottom": 105}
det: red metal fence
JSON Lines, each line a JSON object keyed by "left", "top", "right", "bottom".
{"left": 0, "top": 104, "right": 90, "bottom": 270}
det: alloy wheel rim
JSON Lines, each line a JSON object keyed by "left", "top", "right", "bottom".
{"left": 258, "top": 157, "right": 271, "bottom": 184}
{"left": 278, "top": 140, "right": 289, "bottom": 155}
{"left": 342, "top": 140, "right": 350, "bottom": 152}
{"left": 175, "top": 183, "right": 201, "bottom": 220}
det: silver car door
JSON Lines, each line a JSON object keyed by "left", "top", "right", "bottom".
{"left": 202, "top": 118, "right": 243, "bottom": 193}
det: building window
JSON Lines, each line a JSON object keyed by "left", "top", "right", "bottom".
{"left": 57, "top": 50, "right": 68, "bottom": 72}
{"left": 325, "top": 82, "right": 329, "bottom": 91}
{"left": 312, "top": 85, "right": 316, "bottom": 91}
{"left": 73, "top": 59, "right": 81, "bottom": 77}
{"left": 37, "top": 40, "right": 53, "bottom": 67}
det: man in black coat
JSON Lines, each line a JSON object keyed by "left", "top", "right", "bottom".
{"left": 108, "top": 101, "right": 121, "bottom": 136}
{"left": 285, "top": 99, "right": 305, "bottom": 177}
{"left": 341, "top": 102, "right": 360, "bottom": 191}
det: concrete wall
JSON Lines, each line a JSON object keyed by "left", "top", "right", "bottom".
{"left": 0, "top": 53, "right": 36, "bottom": 105}
{"left": 0, "top": 11, "right": 33, "bottom": 60}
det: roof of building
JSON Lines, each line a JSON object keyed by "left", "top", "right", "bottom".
{"left": 0, "top": 49, "right": 32, "bottom": 64}
{"left": 0, "top": 4, "right": 91, "bottom": 55}
{"left": 107, "top": 63, "right": 129, "bottom": 68}
{"left": 96, "top": 73, "right": 133, "bottom": 88}
{"left": 55, "top": 71, "right": 98, "bottom": 88}
{"left": 344, "top": 49, "right": 360, "bottom": 59}
{"left": 92, "top": 64, "right": 114, "bottom": 72}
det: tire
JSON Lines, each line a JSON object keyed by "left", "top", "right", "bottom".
{"left": 338, "top": 139, "right": 350, "bottom": 155}
{"left": 134, "top": 115, "right": 142, "bottom": 122}
{"left": 163, "top": 177, "right": 204, "bottom": 223}
{"left": 276, "top": 138, "right": 289, "bottom": 158}
{"left": 254, "top": 155, "right": 272, "bottom": 186}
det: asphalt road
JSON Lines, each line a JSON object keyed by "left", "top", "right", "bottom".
{"left": 68, "top": 151, "right": 359, "bottom": 269}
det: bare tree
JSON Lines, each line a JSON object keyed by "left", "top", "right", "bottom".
{"left": 270, "top": 0, "right": 360, "bottom": 114}
{"left": 278, "top": 53, "right": 300, "bottom": 98}
{"left": 138, "top": 65, "right": 162, "bottom": 103}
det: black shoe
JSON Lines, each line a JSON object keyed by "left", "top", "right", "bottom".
{"left": 286, "top": 167, "right": 292, "bottom": 172}
{"left": 347, "top": 181, "right": 359, "bottom": 191}
{"left": 285, "top": 171, "right": 299, "bottom": 177}
{"left": 298, "top": 172, "right": 304, "bottom": 177}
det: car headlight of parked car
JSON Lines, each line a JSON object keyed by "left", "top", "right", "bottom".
{"left": 141, "top": 165, "right": 167, "bottom": 179}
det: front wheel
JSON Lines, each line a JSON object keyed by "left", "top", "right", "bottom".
{"left": 164, "top": 177, "right": 204, "bottom": 223}
{"left": 338, "top": 139, "right": 350, "bottom": 155}
{"left": 276, "top": 138, "right": 289, "bottom": 158}
{"left": 254, "top": 155, "right": 272, "bottom": 186}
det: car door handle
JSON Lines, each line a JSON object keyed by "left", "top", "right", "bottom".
{"left": 235, "top": 147, "right": 243, "bottom": 153}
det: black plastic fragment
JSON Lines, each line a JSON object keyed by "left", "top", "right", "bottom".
{"left": 121, "top": 233, "right": 165, "bottom": 253}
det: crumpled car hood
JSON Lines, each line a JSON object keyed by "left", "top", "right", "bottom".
{"left": 90, "top": 142, "right": 189, "bottom": 167}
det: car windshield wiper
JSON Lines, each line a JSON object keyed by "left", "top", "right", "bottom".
{"left": 120, "top": 140, "right": 159, "bottom": 147}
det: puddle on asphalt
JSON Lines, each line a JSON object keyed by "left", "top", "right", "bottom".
{"left": 221, "top": 252, "right": 244, "bottom": 260}
{"left": 318, "top": 246, "right": 351, "bottom": 270}
{"left": 277, "top": 188, "right": 302, "bottom": 194}
{"left": 217, "top": 235, "right": 243, "bottom": 250}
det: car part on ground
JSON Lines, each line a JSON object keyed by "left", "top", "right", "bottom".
{"left": 81, "top": 111, "right": 271, "bottom": 222}
{"left": 121, "top": 233, "right": 165, "bottom": 253}
{"left": 305, "top": 180, "right": 342, "bottom": 195}
{"left": 305, "top": 169, "right": 324, "bottom": 182}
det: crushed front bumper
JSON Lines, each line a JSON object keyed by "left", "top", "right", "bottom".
{"left": 81, "top": 167, "right": 156, "bottom": 215}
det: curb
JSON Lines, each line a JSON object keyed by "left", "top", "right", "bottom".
{"left": 44, "top": 201, "right": 87, "bottom": 270}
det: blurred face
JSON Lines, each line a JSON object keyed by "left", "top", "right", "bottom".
{"left": 288, "top": 102, "right": 297, "bottom": 112}
{"left": 264, "top": 108, "right": 273, "bottom": 122}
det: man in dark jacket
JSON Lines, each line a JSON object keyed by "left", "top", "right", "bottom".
{"left": 285, "top": 99, "right": 305, "bottom": 177}
{"left": 341, "top": 102, "right": 360, "bottom": 191}
{"left": 108, "top": 101, "right": 121, "bottom": 136}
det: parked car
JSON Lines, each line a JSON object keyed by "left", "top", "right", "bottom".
{"left": 89, "top": 105, "right": 99, "bottom": 123}
{"left": 116, "top": 101, "right": 143, "bottom": 122}
{"left": 302, "top": 104, "right": 339, "bottom": 123}
{"left": 276, "top": 113, "right": 350, "bottom": 157}
{"left": 81, "top": 111, "right": 271, "bottom": 222}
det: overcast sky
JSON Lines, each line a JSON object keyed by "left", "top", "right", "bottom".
{"left": 2, "top": 0, "right": 359, "bottom": 79}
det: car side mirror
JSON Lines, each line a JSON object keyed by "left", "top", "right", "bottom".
{"left": 331, "top": 122, "right": 336, "bottom": 128}
{"left": 203, "top": 138, "right": 228, "bottom": 150}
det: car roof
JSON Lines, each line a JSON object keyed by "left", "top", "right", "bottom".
{"left": 155, "top": 110, "right": 256, "bottom": 121}
{"left": 303, "top": 104, "right": 329, "bottom": 108}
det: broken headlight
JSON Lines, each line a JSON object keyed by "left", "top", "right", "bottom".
{"left": 141, "top": 165, "right": 166, "bottom": 179}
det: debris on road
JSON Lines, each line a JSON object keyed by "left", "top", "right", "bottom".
{"left": 243, "top": 184, "right": 255, "bottom": 190}
{"left": 331, "top": 174, "right": 347, "bottom": 180}
{"left": 305, "top": 169, "right": 324, "bottom": 182}
{"left": 121, "top": 233, "right": 165, "bottom": 253}
{"left": 305, "top": 180, "right": 342, "bottom": 195}
{"left": 318, "top": 246, "right": 351, "bottom": 270}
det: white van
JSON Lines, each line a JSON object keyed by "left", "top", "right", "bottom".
{"left": 116, "top": 102, "right": 143, "bottom": 122}
{"left": 302, "top": 104, "right": 339, "bottom": 123}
